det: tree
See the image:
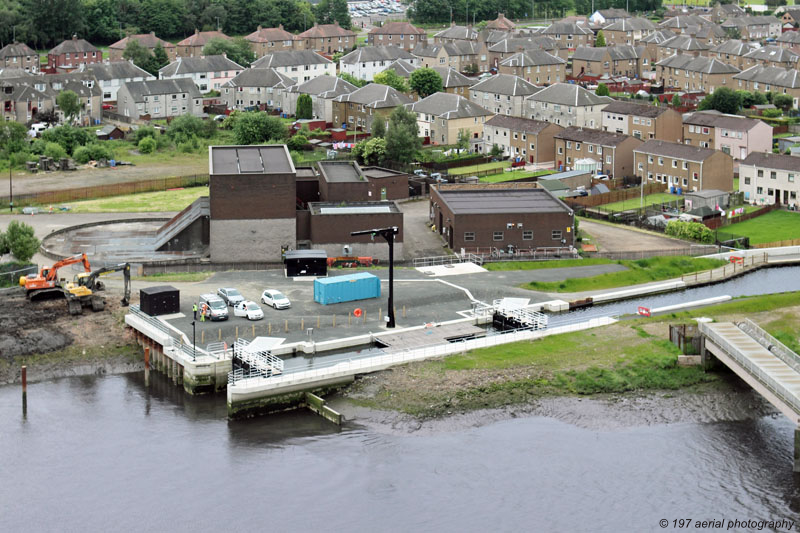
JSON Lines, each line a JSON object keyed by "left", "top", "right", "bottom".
{"left": 489, "top": 143, "right": 503, "bottom": 157}
{"left": 138, "top": 137, "right": 157, "bottom": 154}
{"left": 456, "top": 128, "right": 470, "bottom": 152}
{"left": 698, "top": 87, "right": 740, "bottom": 114}
{"left": 773, "top": 94, "right": 793, "bottom": 110}
{"left": 202, "top": 37, "right": 256, "bottom": 68}
{"left": 56, "top": 90, "right": 82, "bottom": 123}
{"left": 5, "top": 220, "right": 39, "bottom": 262}
{"left": 233, "top": 112, "right": 287, "bottom": 144}
{"left": 353, "top": 137, "right": 386, "bottom": 165}
{"left": 150, "top": 44, "right": 170, "bottom": 73}
{"left": 371, "top": 117, "right": 386, "bottom": 138}
{"left": 409, "top": 67, "right": 443, "bottom": 98}
{"left": 338, "top": 72, "right": 368, "bottom": 87}
{"left": 315, "top": 0, "right": 351, "bottom": 29}
{"left": 373, "top": 69, "right": 409, "bottom": 93}
{"left": 595, "top": 30, "right": 605, "bottom": 47}
{"left": 0, "top": 117, "right": 28, "bottom": 156}
{"left": 287, "top": 134, "right": 308, "bottom": 150}
{"left": 296, "top": 94, "right": 313, "bottom": 119}
{"left": 40, "top": 125, "right": 90, "bottom": 155}
{"left": 384, "top": 105, "right": 420, "bottom": 164}
{"left": 0, "top": 231, "right": 9, "bottom": 257}
{"left": 671, "top": 93, "right": 681, "bottom": 107}
{"left": 724, "top": 26, "right": 742, "bottom": 40}
{"left": 595, "top": 83, "right": 610, "bottom": 97}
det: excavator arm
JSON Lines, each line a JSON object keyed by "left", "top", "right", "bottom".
{"left": 45, "top": 253, "right": 92, "bottom": 282}
{"left": 76, "top": 263, "right": 131, "bottom": 306}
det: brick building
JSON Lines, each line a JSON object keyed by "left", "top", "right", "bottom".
{"left": 483, "top": 115, "right": 564, "bottom": 164}
{"left": 368, "top": 21, "right": 427, "bottom": 51}
{"left": 245, "top": 25, "right": 297, "bottom": 58}
{"left": 305, "top": 202, "right": 404, "bottom": 260}
{"left": 0, "top": 42, "right": 39, "bottom": 73}
{"left": 176, "top": 30, "right": 231, "bottom": 58}
{"left": 682, "top": 111, "right": 773, "bottom": 160}
{"left": 48, "top": 35, "right": 101, "bottom": 70}
{"left": 633, "top": 140, "right": 734, "bottom": 192}
{"left": 298, "top": 22, "right": 356, "bottom": 54}
{"left": 601, "top": 101, "right": 683, "bottom": 142}
{"left": 109, "top": 33, "right": 177, "bottom": 62}
{"left": 554, "top": 127, "right": 643, "bottom": 178}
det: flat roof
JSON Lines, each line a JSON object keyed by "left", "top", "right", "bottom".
{"left": 209, "top": 145, "right": 294, "bottom": 175}
{"left": 285, "top": 249, "right": 327, "bottom": 259}
{"left": 295, "top": 166, "right": 318, "bottom": 179}
{"left": 536, "top": 169, "right": 592, "bottom": 181}
{"left": 309, "top": 201, "right": 400, "bottom": 215}
{"left": 361, "top": 166, "right": 406, "bottom": 179}
{"left": 436, "top": 188, "right": 572, "bottom": 215}
{"left": 318, "top": 161, "right": 364, "bottom": 183}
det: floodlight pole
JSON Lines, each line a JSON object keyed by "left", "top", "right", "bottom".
{"left": 351, "top": 226, "right": 399, "bottom": 328}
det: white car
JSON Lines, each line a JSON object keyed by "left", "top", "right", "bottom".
{"left": 234, "top": 301, "right": 264, "bottom": 321}
{"left": 261, "top": 289, "right": 291, "bottom": 310}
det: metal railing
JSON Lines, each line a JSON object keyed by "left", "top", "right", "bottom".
{"left": 492, "top": 299, "right": 548, "bottom": 330}
{"left": 700, "top": 322, "right": 800, "bottom": 416}
{"left": 228, "top": 338, "right": 285, "bottom": 384}
{"left": 413, "top": 254, "right": 461, "bottom": 267}
{"left": 738, "top": 319, "right": 800, "bottom": 375}
{"left": 128, "top": 305, "right": 209, "bottom": 360}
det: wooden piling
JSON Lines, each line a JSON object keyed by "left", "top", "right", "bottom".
{"left": 218, "top": 329, "right": 222, "bottom": 341}
{"left": 236, "top": 326, "right": 239, "bottom": 338}
{"left": 317, "top": 316, "right": 320, "bottom": 328}
{"left": 268, "top": 323, "right": 272, "bottom": 335}
{"left": 201, "top": 330, "right": 205, "bottom": 344}
{"left": 332, "top": 315, "right": 336, "bottom": 328}
{"left": 21, "top": 365, "right": 27, "bottom": 398}
{"left": 252, "top": 324, "right": 255, "bottom": 337}
{"left": 301, "top": 318, "right": 304, "bottom": 331}
{"left": 285, "top": 320, "right": 289, "bottom": 332}
{"left": 402, "top": 305, "right": 406, "bottom": 318}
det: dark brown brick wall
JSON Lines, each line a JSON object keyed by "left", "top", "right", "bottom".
{"left": 296, "top": 209, "right": 311, "bottom": 240}
{"left": 319, "top": 179, "right": 370, "bottom": 202}
{"left": 367, "top": 175, "right": 409, "bottom": 200}
{"left": 210, "top": 172, "right": 296, "bottom": 220}
{"left": 310, "top": 212, "right": 404, "bottom": 244}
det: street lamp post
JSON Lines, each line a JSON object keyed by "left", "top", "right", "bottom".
{"left": 191, "top": 320, "right": 196, "bottom": 361}
{"left": 8, "top": 164, "right": 12, "bottom": 213}
{"left": 351, "top": 226, "right": 399, "bottom": 328}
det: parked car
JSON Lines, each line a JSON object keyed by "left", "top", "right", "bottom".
{"left": 27, "top": 123, "right": 49, "bottom": 137}
{"left": 261, "top": 289, "right": 291, "bottom": 310}
{"left": 234, "top": 301, "right": 264, "bottom": 321}
{"left": 199, "top": 294, "right": 229, "bottom": 321}
{"left": 217, "top": 287, "right": 245, "bottom": 307}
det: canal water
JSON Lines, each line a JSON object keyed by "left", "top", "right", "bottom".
{"left": 2, "top": 373, "right": 800, "bottom": 532}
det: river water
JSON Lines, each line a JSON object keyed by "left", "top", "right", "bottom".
{"left": 2, "top": 373, "right": 800, "bottom": 532}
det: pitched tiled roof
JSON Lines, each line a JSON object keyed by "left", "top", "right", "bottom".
{"left": 722, "top": 15, "right": 781, "bottom": 28}
{"left": 711, "top": 39, "right": 756, "bottom": 56}
{"left": 602, "top": 17, "right": 657, "bottom": 32}
{"left": 252, "top": 50, "right": 332, "bottom": 68}
{"left": 485, "top": 114, "right": 556, "bottom": 134}
{"left": 743, "top": 45, "right": 799, "bottom": 63}
{"left": 299, "top": 23, "right": 356, "bottom": 39}
{"left": 288, "top": 75, "right": 357, "bottom": 97}
{"left": 683, "top": 111, "right": 761, "bottom": 131}
{"left": 656, "top": 54, "right": 740, "bottom": 75}
{"left": 122, "top": 78, "right": 201, "bottom": 101}
{"left": 334, "top": 83, "right": 412, "bottom": 108}
{"left": 0, "top": 42, "right": 36, "bottom": 58}
{"left": 340, "top": 46, "right": 416, "bottom": 65}
{"left": 488, "top": 37, "right": 555, "bottom": 53}
{"left": 385, "top": 59, "right": 418, "bottom": 77}
{"left": 408, "top": 92, "right": 493, "bottom": 119}
{"left": 470, "top": 73, "right": 540, "bottom": 96}
{"left": 572, "top": 46, "right": 606, "bottom": 62}
{"left": 223, "top": 67, "right": 295, "bottom": 88}
{"left": 526, "top": 83, "right": 612, "bottom": 106}
{"left": 433, "top": 24, "right": 478, "bottom": 40}
{"left": 777, "top": 31, "right": 800, "bottom": 44}
{"left": 659, "top": 15, "right": 710, "bottom": 29}
{"left": 741, "top": 151, "right": 800, "bottom": 172}
{"left": 245, "top": 25, "right": 295, "bottom": 43}
{"left": 159, "top": 55, "right": 243, "bottom": 76}
{"left": 431, "top": 67, "right": 474, "bottom": 87}
{"left": 601, "top": 100, "right": 669, "bottom": 118}
{"left": 487, "top": 13, "right": 516, "bottom": 31}
{"left": 542, "top": 21, "right": 593, "bottom": 35}
{"left": 640, "top": 31, "right": 674, "bottom": 45}
{"left": 500, "top": 50, "right": 565, "bottom": 67}
{"left": 110, "top": 33, "right": 175, "bottom": 51}
{"left": 634, "top": 139, "right": 718, "bottom": 162}
{"left": 369, "top": 21, "right": 426, "bottom": 35}
{"left": 177, "top": 30, "right": 230, "bottom": 47}
{"left": 83, "top": 61, "right": 153, "bottom": 81}
{"left": 659, "top": 35, "right": 713, "bottom": 52}
{"left": 733, "top": 65, "right": 800, "bottom": 88}
{"left": 50, "top": 36, "right": 99, "bottom": 55}
{"left": 555, "top": 126, "right": 635, "bottom": 146}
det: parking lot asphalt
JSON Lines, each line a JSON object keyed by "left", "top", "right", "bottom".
{"left": 152, "top": 263, "right": 626, "bottom": 348}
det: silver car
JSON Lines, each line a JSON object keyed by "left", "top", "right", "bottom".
{"left": 217, "top": 287, "right": 245, "bottom": 307}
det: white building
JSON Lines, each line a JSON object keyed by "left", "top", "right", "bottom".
{"left": 80, "top": 61, "right": 154, "bottom": 103}
{"left": 339, "top": 46, "right": 419, "bottom": 81}
{"left": 251, "top": 50, "right": 335, "bottom": 83}
{"left": 739, "top": 152, "right": 800, "bottom": 207}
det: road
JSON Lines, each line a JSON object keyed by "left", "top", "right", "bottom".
{"left": 579, "top": 218, "right": 694, "bottom": 253}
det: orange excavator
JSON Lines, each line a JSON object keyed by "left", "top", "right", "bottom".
{"left": 19, "top": 253, "right": 92, "bottom": 301}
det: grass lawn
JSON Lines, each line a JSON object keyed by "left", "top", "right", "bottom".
{"left": 484, "top": 258, "right": 614, "bottom": 271}
{"left": 724, "top": 210, "right": 800, "bottom": 245}
{"left": 599, "top": 192, "right": 680, "bottom": 212}
{"left": 448, "top": 161, "right": 510, "bottom": 175}
{"left": 479, "top": 169, "right": 555, "bottom": 183}
{"left": 65, "top": 186, "right": 207, "bottom": 213}
{"left": 733, "top": 177, "right": 739, "bottom": 191}
{"left": 523, "top": 256, "right": 727, "bottom": 293}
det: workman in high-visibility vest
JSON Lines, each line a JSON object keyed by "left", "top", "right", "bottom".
{"left": 192, "top": 303, "right": 198, "bottom": 320}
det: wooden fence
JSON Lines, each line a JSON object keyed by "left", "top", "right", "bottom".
{"left": 703, "top": 203, "right": 779, "bottom": 230}
{"left": 565, "top": 183, "right": 665, "bottom": 208}
{"left": 0, "top": 174, "right": 209, "bottom": 208}
{"left": 754, "top": 238, "right": 800, "bottom": 249}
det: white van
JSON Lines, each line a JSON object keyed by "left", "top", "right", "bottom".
{"left": 28, "top": 123, "right": 49, "bottom": 137}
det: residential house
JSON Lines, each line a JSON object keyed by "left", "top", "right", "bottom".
{"left": 487, "top": 36, "right": 564, "bottom": 71}
{"left": 777, "top": 30, "right": 800, "bottom": 48}
{"left": 589, "top": 8, "right": 630, "bottom": 26}
{"left": 524, "top": 83, "right": 612, "bottom": 128}
{"left": 655, "top": 54, "right": 740, "bottom": 93}
{"left": 0, "top": 75, "right": 50, "bottom": 123}
{"left": 640, "top": 31, "right": 675, "bottom": 65}
{"left": 659, "top": 15, "right": 710, "bottom": 34}
{"left": 159, "top": 55, "right": 244, "bottom": 93}
{"left": 298, "top": 23, "right": 356, "bottom": 54}
{"left": 601, "top": 18, "right": 657, "bottom": 46}
{"left": 429, "top": 183, "right": 575, "bottom": 252}
{"left": 682, "top": 24, "right": 728, "bottom": 47}
{"left": 0, "top": 42, "right": 39, "bottom": 73}
{"left": 486, "top": 13, "right": 516, "bottom": 31}
{"left": 285, "top": 75, "right": 357, "bottom": 121}
{"left": 412, "top": 42, "right": 479, "bottom": 73}
{"left": 340, "top": 46, "right": 418, "bottom": 81}
{"left": 721, "top": 16, "right": 782, "bottom": 41}
{"left": 710, "top": 40, "right": 757, "bottom": 69}
{"left": 738, "top": 152, "right": 800, "bottom": 206}
{"left": 432, "top": 24, "right": 478, "bottom": 44}
{"left": 781, "top": 8, "right": 800, "bottom": 26}
{"left": 601, "top": 101, "right": 683, "bottom": 142}
{"left": 48, "top": 35, "right": 101, "bottom": 70}
{"left": 540, "top": 21, "right": 594, "bottom": 52}
{"left": 468, "top": 74, "right": 541, "bottom": 117}
{"left": 656, "top": 35, "right": 712, "bottom": 62}
{"left": 384, "top": 59, "right": 418, "bottom": 79}
{"left": 117, "top": 78, "right": 203, "bottom": 119}
{"left": 176, "top": 30, "right": 231, "bottom": 58}
{"left": 407, "top": 92, "right": 493, "bottom": 146}
{"left": 742, "top": 46, "right": 800, "bottom": 69}
{"left": 734, "top": 65, "right": 800, "bottom": 107}
{"left": 711, "top": 2, "right": 746, "bottom": 24}
{"left": 431, "top": 67, "right": 475, "bottom": 96}
{"left": 251, "top": 50, "right": 335, "bottom": 83}
{"left": 81, "top": 61, "right": 155, "bottom": 103}
{"left": 332, "top": 83, "right": 413, "bottom": 132}
{"left": 109, "top": 33, "right": 177, "bottom": 62}
{"left": 1, "top": 71, "right": 102, "bottom": 124}
{"left": 682, "top": 110, "right": 773, "bottom": 160}
{"left": 633, "top": 140, "right": 734, "bottom": 192}
{"left": 367, "top": 21, "right": 427, "bottom": 51}
{"left": 245, "top": 26, "right": 297, "bottom": 58}
{"left": 498, "top": 50, "right": 566, "bottom": 84}
{"left": 572, "top": 45, "right": 646, "bottom": 78}
{"left": 483, "top": 115, "right": 564, "bottom": 164}
{"left": 554, "top": 127, "right": 643, "bottom": 178}
{"left": 222, "top": 68, "right": 296, "bottom": 111}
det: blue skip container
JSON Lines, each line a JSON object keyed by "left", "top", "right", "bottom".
{"left": 314, "top": 272, "right": 381, "bottom": 305}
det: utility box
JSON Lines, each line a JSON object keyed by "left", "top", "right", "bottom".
{"left": 285, "top": 250, "right": 328, "bottom": 277}
{"left": 139, "top": 285, "right": 180, "bottom": 316}
{"left": 314, "top": 272, "right": 380, "bottom": 305}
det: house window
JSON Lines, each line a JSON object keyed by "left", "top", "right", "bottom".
{"left": 522, "top": 230, "right": 533, "bottom": 240}
{"left": 744, "top": 177, "right": 751, "bottom": 185}
{"left": 757, "top": 170, "right": 764, "bottom": 177}
{"left": 672, "top": 160, "right": 678, "bottom": 168}
{"left": 682, "top": 162, "right": 688, "bottom": 170}
{"left": 757, "top": 186, "right": 764, "bottom": 194}
{"left": 464, "top": 232, "right": 475, "bottom": 241}
{"left": 606, "top": 155, "right": 612, "bottom": 164}
{"left": 658, "top": 157, "right": 664, "bottom": 166}
{"left": 771, "top": 171, "right": 777, "bottom": 179}
{"left": 790, "top": 174, "right": 795, "bottom": 182}
{"left": 551, "top": 230, "right": 562, "bottom": 240}
{"left": 493, "top": 231, "right": 504, "bottom": 241}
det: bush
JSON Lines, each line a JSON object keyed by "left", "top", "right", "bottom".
{"left": 72, "top": 146, "right": 91, "bottom": 164}
{"left": 665, "top": 220, "right": 714, "bottom": 244}
{"left": 30, "top": 139, "right": 46, "bottom": 155}
{"left": 287, "top": 135, "right": 308, "bottom": 151}
{"left": 73, "top": 143, "right": 113, "bottom": 163}
{"left": 40, "top": 125, "right": 90, "bottom": 155}
{"left": 134, "top": 126, "right": 158, "bottom": 143}
{"left": 5, "top": 220, "right": 40, "bottom": 262}
{"left": 762, "top": 108, "right": 782, "bottom": 118}
{"left": 43, "top": 142, "right": 67, "bottom": 160}
{"left": 138, "top": 136, "right": 157, "bottom": 154}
